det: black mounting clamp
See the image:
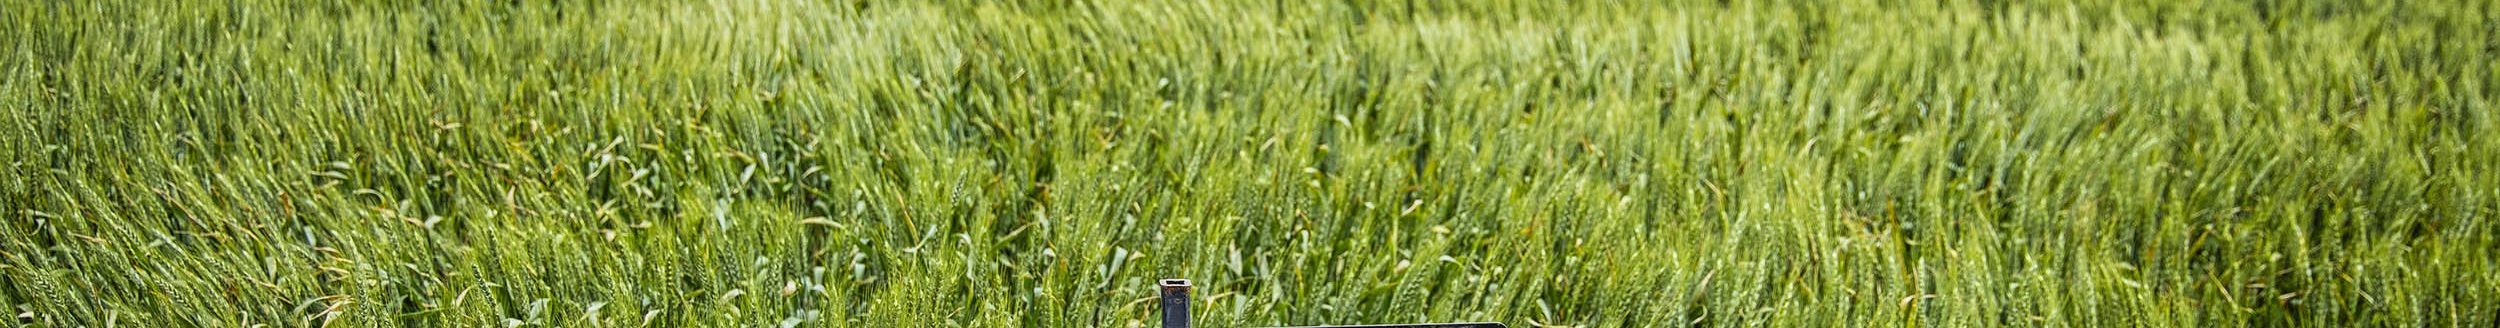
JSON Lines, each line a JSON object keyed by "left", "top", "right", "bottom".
{"left": 1158, "top": 278, "right": 1506, "bottom": 328}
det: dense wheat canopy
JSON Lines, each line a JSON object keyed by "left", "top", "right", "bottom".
{"left": 2, "top": 0, "right": 2495, "bottom": 326}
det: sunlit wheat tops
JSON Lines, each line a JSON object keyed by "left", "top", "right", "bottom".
{"left": 2, "top": 0, "right": 2495, "bottom": 327}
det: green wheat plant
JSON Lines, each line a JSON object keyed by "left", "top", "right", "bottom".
{"left": 0, "top": 0, "right": 2493, "bottom": 326}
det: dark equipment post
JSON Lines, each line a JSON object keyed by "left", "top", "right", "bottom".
{"left": 1161, "top": 279, "right": 1193, "bottom": 328}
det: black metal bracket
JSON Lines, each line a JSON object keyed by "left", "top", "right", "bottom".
{"left": 1159, "top": 278, "right": 1507, "bottom": 328}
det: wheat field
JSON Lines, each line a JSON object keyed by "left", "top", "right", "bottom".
{"left": 1, "top": 0, "right": 2495, "bottom": 326}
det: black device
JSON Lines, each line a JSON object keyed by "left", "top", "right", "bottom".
{"left": 1158, "top": 278, "right": 1507, "bottom": 328}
